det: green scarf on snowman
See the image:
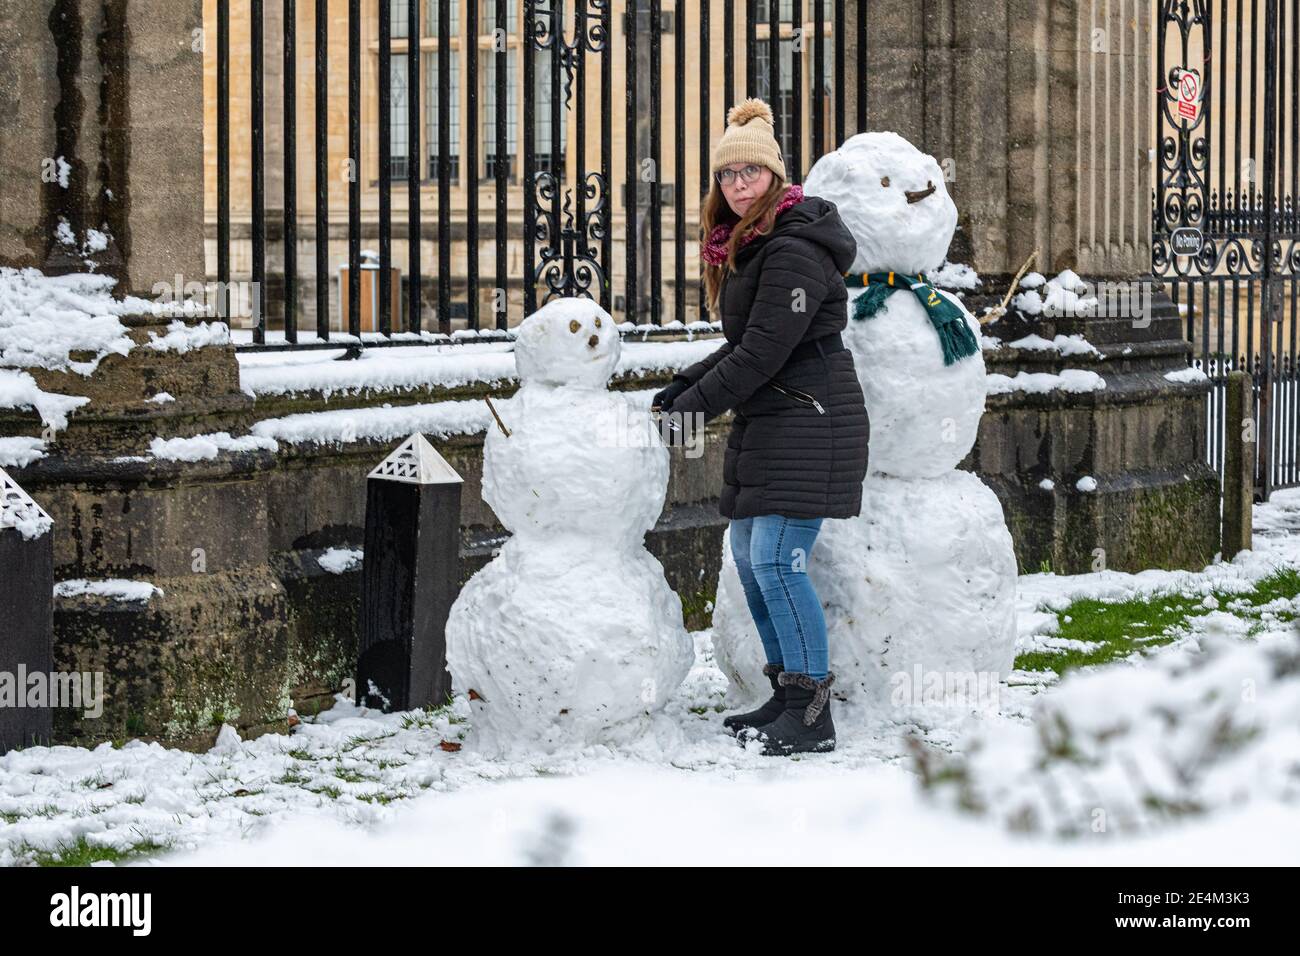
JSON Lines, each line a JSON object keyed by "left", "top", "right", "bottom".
{"left": 843, "top": 271, "right": 980, "bottom": 366}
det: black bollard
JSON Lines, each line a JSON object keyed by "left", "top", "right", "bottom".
{"left": 0, "top": 467, "right": 54, "bottom": 755}
{"left": 357, "top": 434, "right": 463, "bottom": 712}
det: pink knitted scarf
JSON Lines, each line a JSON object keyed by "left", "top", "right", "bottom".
{"left": 700, "top": 184, "right": 805, "bottom": 266}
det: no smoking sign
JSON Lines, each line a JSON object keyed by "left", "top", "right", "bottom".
{"left": 1177, "top": 68, "right": 1201, "bottom": 123}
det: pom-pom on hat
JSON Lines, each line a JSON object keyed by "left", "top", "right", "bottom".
{"left": 711, "top": 98, "right": 787, "bottom": 181}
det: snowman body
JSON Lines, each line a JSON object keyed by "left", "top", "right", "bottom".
{"left": 445, "top": 298, "right": 693, "bottom": 755}
{"left": 711, "top": 132, "right": 1019, "bottom": 711}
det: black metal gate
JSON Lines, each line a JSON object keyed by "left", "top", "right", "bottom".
{"left": 212, "top": 1, "right": 871, "bottom": 351}
{"left": 1154, "top": 0, "right": 1300, "bottom": 499}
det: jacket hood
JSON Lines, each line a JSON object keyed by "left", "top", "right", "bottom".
{"left": 738, "top": 194, "right": 858, "bottom": 273}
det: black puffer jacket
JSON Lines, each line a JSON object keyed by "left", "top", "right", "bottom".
{"left": 670, "top": 195, "right": 870, "bottom": 520}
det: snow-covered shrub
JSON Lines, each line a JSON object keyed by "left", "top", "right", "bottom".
{"left": 910, "top": 625, "right": 1300, "bottom": 835}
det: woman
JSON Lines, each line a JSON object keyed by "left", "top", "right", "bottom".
{"left": 652, "top": 98, "right": 869, "bottom": 756}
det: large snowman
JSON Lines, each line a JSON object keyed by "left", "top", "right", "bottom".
{"left": 445, "top": 297, "right": 693, "bottom": 756}
{"left": 711, "top": 131, "right": 1019, "bottom": 714}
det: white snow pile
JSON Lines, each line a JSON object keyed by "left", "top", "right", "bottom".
{"left": 0, "top": 369, "right": 90, "bottom": 430}
{"left": 913, "top": 627, "right": 1300, "bottom": 836}
{"left": 0, "top": 467, "right": 53, "bottom": 540}
{"left": 317, "top": 548, "right": 363, "bottom": 574}
{"left": 236, "top": 338, "right": 721, "bottom": 401}
{"left": 0, "top": 267, "right": 205, "bottom": 428}
{"left": 986, "top": 369, "right": 1106, "bottom": 396}
{"left": 0, "top": 267, "right": 184, "bottom": 374}
{"left": 53, "top": 579, "right": 163, "bottom": 603}
{"left": 148, "top": 432, "right": 279, "bottom": 462}
{"left": 1165, "top": 366, "right": 1210, "bottom": 384}
{"left": 1006, "top": 333, "right": 1101, "bottom": 357}
{"left": 1011, "top": 270, "right": 1100, "bottom": 318}
{"left": 250, "top": 398, "right": 493, "bottom": 447}
{"left": 0, "top": 436, "right": 48, "bottom": 469}
{"left": 145, "top": 319, "right": 230, "bottom": 353}
{"left": 929, "top": 260, "right": 981, "bottom": 290}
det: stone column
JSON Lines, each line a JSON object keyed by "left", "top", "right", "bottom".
{"left": 847, "top": 0, "right": 1216, "bottom": 574}
{"left": 0, "top": 0, "right": 205, "bottom": 295}
{"left": 855, "top": 0, "right": 1151, "bottom": 277}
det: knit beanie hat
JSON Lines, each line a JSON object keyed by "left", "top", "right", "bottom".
{"left": 711, "top": 98, "right": 787, "bottom": 181}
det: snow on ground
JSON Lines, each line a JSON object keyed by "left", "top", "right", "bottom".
{"left": 4, "top": 494, "right": 1300, "bottom": 866}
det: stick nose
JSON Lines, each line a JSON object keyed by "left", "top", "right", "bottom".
{"left": 906, "top": 181, "right": 937, "bottom": 204}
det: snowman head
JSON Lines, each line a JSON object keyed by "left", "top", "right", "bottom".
{"left": 513, "top": 297, "right": 620, "bottom": 389}
{"left": 804, "top": 131, "right": 956, "bottom": 275}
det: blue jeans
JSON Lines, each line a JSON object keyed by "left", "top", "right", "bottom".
{"left": 729, "top": 515, "right": 829, "bottom": 680}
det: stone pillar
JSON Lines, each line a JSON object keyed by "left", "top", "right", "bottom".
{"left": 0, "top": 0, "right": 205, "bottom": 295}
{"left": 0, "top": 2, "right": 59, "bottom": 271}
{"left": 849, "top": 0, "right": 1217, "bottom": 574}
{"left": 857, "top": 0, "right": 1152, "bottom": 277}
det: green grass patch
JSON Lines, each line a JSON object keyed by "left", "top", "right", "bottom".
{"left": 1016, "top": 567, "right": 1300, "bottom": 676}
{"left": 26, "top": 835, "right": 170, "bottom": 867}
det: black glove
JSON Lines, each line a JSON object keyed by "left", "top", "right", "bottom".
{"left": 651, "top": 376, "right": 691, "bottom": 412}
{"left": 654, "top": 406, "right": 703, "bottom": 449}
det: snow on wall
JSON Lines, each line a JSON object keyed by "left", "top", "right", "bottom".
{"left": 0, "top": 267, "right": 205, "bottom": 428}
{"left": 235, "top": 338, "right": 723, "bottom": 400}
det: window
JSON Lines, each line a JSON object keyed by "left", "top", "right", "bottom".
{"left": 756, "top": 0, "right": 795, "bottom": 19}
{"left": 480, "top": 0, "right": 517, "bottom": 32}
{"left": 388, "top": 56, "right": 409, "bottom": 179}
{"left": 391, "top": 0, "right": 410, "bottom": 38}
{"left": 425, "top": 51, "right": 461, "bottom": 181}
{"left": 482, "top": 47, "right": 517, "bottom": 179}
{"left": 752, "top": 41, "right": 794, "bottom": 168}
{"left": 533, "top": 45, "right": 567, "bottom": 173}
{"left": 424, "top": 0, "right": 460, "bottom": 36}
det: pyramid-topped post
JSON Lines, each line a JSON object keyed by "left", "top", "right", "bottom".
{"left": 357, "top": 434, "right": 464, "bottom": 713}
{"left": 1, "top": 467, "right": 54, "bottom": 754}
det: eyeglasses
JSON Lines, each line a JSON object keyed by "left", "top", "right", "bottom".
{"left": 715, "top": 164, "right": 763, "bottom": 187}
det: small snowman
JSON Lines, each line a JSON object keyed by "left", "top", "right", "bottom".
{"left": 711, "top": 131, "right": 1019, "bottom": 714}
{"left": 445, "top": 297, "right": 693, "bottom": 756}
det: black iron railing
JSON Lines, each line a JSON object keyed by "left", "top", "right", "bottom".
{"left": 211, "top": 0, "right": 870, "bottom": 350}
{"left": 1154, "top": 0, "right": 1300, "bottom": 499}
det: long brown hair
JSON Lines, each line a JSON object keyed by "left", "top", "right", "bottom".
{"left": 700, "top": 173, "right": 790, "bottom": 316}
